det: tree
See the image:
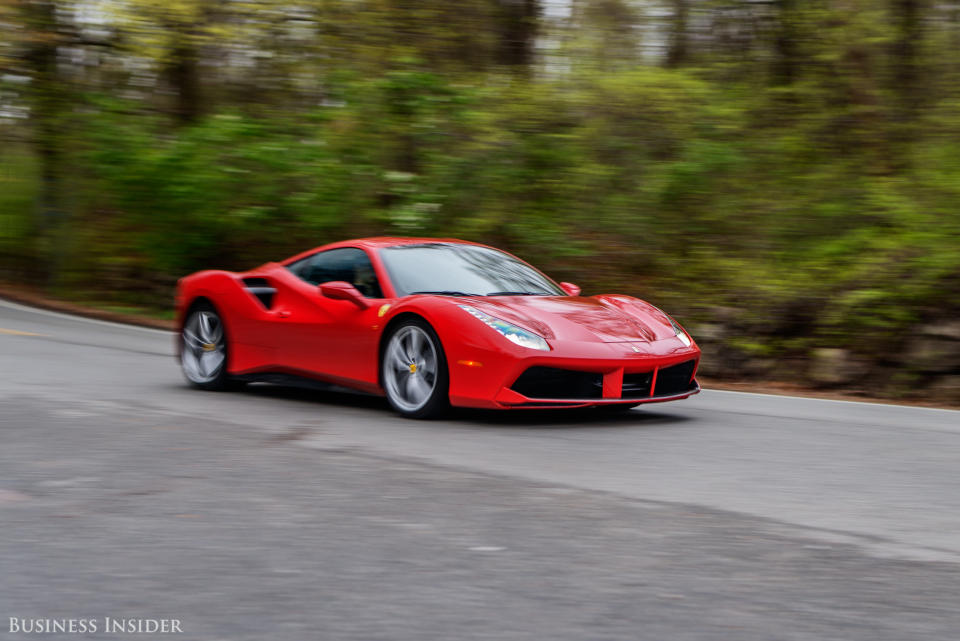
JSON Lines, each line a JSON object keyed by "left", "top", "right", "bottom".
{"left": 891, "top": 0, "right": 924, "bottom": 115}
{"left": 772, "top": 0, "right": 800, "bottom": 85}
{"left": 666, "top": 0, "right": 689, "bottom": 67}
{"left": 495, "top": 0, "right": 540, "bottom": 68}
{"left": 17, "top": 0, "right": 68, "bottom": 281}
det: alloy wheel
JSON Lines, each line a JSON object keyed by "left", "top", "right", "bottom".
{"left": 383, "top": 325, "right": 439, "bottom": 413}
{"left": 182, "top": 309, "right": 226, "bottom": 384}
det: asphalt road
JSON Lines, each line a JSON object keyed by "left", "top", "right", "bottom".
{"left": 1, "top": 297, "right": 959, "bottom": 640}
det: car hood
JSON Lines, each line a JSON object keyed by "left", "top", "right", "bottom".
{"left": 459, "top": 295, "right": 679, "bottom": 343}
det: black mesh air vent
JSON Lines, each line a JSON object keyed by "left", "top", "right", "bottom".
{"left": 511, "top": 367, "right": 603, "bottom": 400}
{"left": 654, "top": 360, "right": 697, "bottom": 397}
{"left": 621, "top": 371, "right": 654, "bottom": 398}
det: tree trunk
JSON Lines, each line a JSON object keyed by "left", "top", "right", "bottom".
{"left": 891, "top": 0, "right": 922, "bottom": 114}
{"left": 22, "top": 0, "right": 65, "bottom": 283}
{"left": 169, "top": 42, "right": 202, "bottom": 124}
{"left": 666, "top": 0, "right": 689, "bottom": 67}
{"left": 496, "top": 0, "right": 539, "bottom": 69}
{"left": 773, "top": 0, "right": 798, "bottom": 85}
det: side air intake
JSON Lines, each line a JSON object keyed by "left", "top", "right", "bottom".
{"left": 241, "top": 278, "right": 277, "bottom": 309}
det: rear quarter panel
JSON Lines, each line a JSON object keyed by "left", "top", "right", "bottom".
{"left": 175, "top": 269, "right": 277, "bottom": 373}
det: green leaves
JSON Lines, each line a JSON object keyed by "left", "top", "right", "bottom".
{"left": 4, "top": 0, "right": 960, "bottom": 395}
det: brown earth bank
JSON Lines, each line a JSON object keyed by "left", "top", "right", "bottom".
{"left": 0, "top": 283, "right": 174, "bottom": 331}
{"left": 1, "top": 282, "right": 957, "bottom": 411}
{"left": 689, "top": 309, "right": 960, "bottom": 409}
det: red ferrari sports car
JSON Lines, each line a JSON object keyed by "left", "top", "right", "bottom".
{"left": 175, "top": 237, "right": 700, "bottom": 418}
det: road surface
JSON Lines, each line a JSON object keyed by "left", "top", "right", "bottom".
{"left": 1, "top": 298, "right": 959, "bottom": 640}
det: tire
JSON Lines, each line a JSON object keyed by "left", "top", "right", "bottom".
{"left": 381, "top": 318, "right": 449, "bottom": 419}
{"left": 180, "top": 301, "right": 233, "bottom": 391}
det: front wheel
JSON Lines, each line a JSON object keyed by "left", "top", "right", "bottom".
{"left": 181, "top": 302, "right": 232, "bottom": 390}
{"left": 381, "top": 319, "right": 449, "bottom": 419}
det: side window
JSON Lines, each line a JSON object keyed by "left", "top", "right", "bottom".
{"left": 288, "top": 248, "right": 383, "bottom": 298}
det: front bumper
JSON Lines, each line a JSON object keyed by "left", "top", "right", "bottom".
{"left": 445, "top": 337, "right": 701, "bottom": 409}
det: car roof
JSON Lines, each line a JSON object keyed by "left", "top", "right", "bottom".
{"left": 352, "top": 237, "right": 484, "bottom": 249}
{"left": 282, "top": 237, "right": 489, "bottom": 264}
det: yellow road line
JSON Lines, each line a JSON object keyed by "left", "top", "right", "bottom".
{"left": 0, "top": 327, "right": 48, "bottom": 337}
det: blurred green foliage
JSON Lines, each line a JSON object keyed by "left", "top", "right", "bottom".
{"left": 1, "top": 0, "right": 959, "bottom": 393}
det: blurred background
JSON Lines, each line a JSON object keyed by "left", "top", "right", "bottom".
{"left": 1, "top": 0, "right": 959, "bottom": 400}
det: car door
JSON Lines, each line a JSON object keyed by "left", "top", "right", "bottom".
{"left": 273, "top": 247, "right": 385, "bottom": 385}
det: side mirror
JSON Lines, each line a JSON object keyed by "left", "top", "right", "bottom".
{"left": 320, "top": 281, "right": 369, "bottom": 309}
{"left": 560, "top": 282, "right": 581, "bottom": 297}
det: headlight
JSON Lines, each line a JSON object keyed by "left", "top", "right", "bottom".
{"left": 668, "top": 317, "right": 692, "bottom": 347}
{"left": 650, "top": 304, "right": 692, "bottom": 347}
{"left": 458, "top": 305, "right": 550, "bottom": 351}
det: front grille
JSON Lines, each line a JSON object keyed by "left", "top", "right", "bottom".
{"left": 511, "top": 367, "right": 603, "bottom": 400}
{"left": 654, "top": 360, "right": 697, "bottom": 397}
{"left": 621, "top": 371, "right": 654, "bottom": 398}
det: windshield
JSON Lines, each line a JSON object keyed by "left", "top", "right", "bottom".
{"left": 379, "top": 244, "right": 564, "bottom": 298}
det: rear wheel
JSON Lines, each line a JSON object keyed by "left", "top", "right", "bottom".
{"left": 381, "top": 319, "right": 449, "bottom": 419}
{"left": 181, "top": 302, "right": 232, "bottom": 390}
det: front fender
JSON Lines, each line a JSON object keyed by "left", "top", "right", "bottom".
{"left": 379, "top": 297, "right": 545, "bottom": 407}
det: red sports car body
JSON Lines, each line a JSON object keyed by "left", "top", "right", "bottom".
{"left": 175, "top": 237, "right": 700, "bottom": 417}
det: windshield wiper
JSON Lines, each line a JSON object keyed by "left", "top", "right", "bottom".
{"left": 409, "top": 290, "right": 483, "bottom": 297}
{"left": 486, "top": 291, "right": 549, "bottom": 296}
